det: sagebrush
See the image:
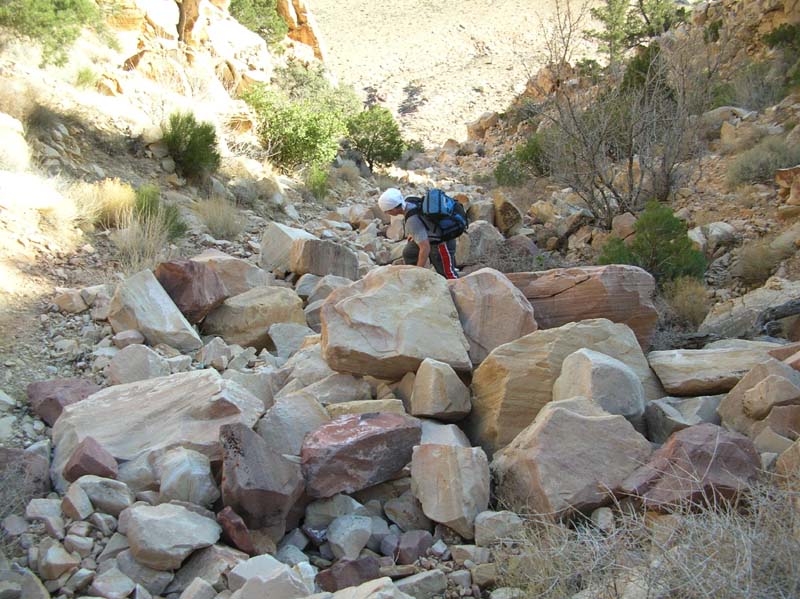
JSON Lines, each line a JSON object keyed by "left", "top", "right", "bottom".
{"left": 194, "top": 196, "right": 244, "bottom": 240}
{"left": 663, "top": 276, "right": 710, "bottom": 328}
{"left": 727, "top": 136, "right": 800, "bottom": 187}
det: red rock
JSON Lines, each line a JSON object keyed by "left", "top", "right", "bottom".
{"left": 767, "top": 342, "right": 800, "bottom": 362}
{"left": 155, "top": 259, "right": 228, "bottom": 324}
{"left": 301, "top": 413, "right": 422, "bottom": 498}
{"left": 63, "top": 437, "right": 119, "bottom": 482}
{"left": 26, "top": 378, "right": 101, "bottom": 426}
{"left": 396, "top": 530, "right": 433, "bottom": 565}
{"left": 220, "top": 423, "right": 304, "bottom": 533}
{"left": 622, "top": 423, "right": 760, "bottom": 510}
{"left": 0, "top": 448, "right": 50, "bottom": 499}
{"left": 217, "top": 506, "right": 256, "bottom": 556}
{"left": 315, "top": 556, "right": 381, "bottom": 592}
{"left": 507, "top": 265, "right": 657, "bottom": 349}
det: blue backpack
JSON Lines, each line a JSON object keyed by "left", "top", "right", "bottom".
{"left": 405, "top": 189, "right": 468, "bottom": 242}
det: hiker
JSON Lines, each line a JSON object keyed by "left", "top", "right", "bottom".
{"left": 378, "top": 187, "right": 467, "bottom": 280}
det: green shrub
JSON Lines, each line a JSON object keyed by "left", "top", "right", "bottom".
{"left": 162, "top": 112, "right": 221, "bottom": 180}
{"left": 345, "top": 106, "right": 405, "bottom": 171}
{"left": 228, "top": 0, "right": 288, "bottom": 45}
{"left": 727, "top": 136, "right": 800, "bottom": 187}
{"left": 494, "top": 133, "right": 549, "bottom": 187}
{"left": 763, "top": 23, "right": 800, "bottom": 52}
{"left": 0, "top": 0, "right": 100, "bottom": 66}
{"left": 493, "top": 152, "right": 527, "bottom": 187}
{"left": 134, "top": 184, "right": 187, "bottom": 241}
{"left": 704, "top": 19, "right": 723, "bottom": 44}
{"left": 75, "top": 67, "right": 98, "bottom": 89}
{"left": 599, "top": 201, "right": 706, "bottom": 282}
{"left": 243, "top": 86, "right": 346, "bottom": 171}
{"left": 304, "top": 164, "right": 330, "bottom": 201}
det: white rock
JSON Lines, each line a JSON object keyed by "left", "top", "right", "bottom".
{"left": 327, "top": 515, "right": 372, "bottom": 560}
{"left": 153, "top": 447, "right": 219, "bottom": 507}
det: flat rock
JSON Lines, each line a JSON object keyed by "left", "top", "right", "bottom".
{"left": 52, "top": 370, "right": 263, "bottom": 491}
{"left": 508, "top": 265, "right": 657, "bottom": 349}
{"left": 290, "top": 238, "right": 359, "bottom": 279}
{"left": 448, "top": 267, "right": 538, "bottom": 365}
{"left": 301, "top": 412, "right": 422, "bottom": 498}
{"left": 191, "top": 249, "right": 273, "bottom": 297}
{"left": 107, "top": 269, "right": 202, "bottom": 351}
{"left": 321, "top": 266, "right": 471, "bottom": 379}
{"left": 26, "top": 378, "right": 101, "bottom": 426}
{"left": 154, "top": 259, "right": 228, "bottom": 324}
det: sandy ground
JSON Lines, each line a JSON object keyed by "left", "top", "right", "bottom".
{"left": 311, "top": 0, "right": 597, "bottom": 144}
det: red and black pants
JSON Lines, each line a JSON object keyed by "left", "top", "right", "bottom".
{"left": 402, "top": 239, "right": 459, "bottom": 279}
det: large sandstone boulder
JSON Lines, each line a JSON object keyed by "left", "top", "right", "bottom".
{"left": 154, "top": 259, "right": 228, "bottom": 324}
{"left": 622, "top": 424, "right": 760, "bottom": 509}
{"left": 321, "top": 266, "right": 471, "bottom": 379}
{"left": 290, "top": 238, "right": 359, "bottom": 280}
{"left": 408, "top": 358, "right": 471, "bottom": 422}
{"left": 507, "top": 265, "right": 657, "bottom": 349}
{"left": 647, "top": 347, "right": 776, "bottom": 396}
{"left": 448, "top": 268, "right": 538, "bottom": 365}
{"left": 191, "top": 249, "right": 273, "bottom": 297}
{"left": 492, "top": 400, "right": 651, "bottom": 516}
{"left": 301, "top": 413, "right": 422, "bottom": 498}
{"left": 492, "top": 193, "right": 522, "bottom": 236}
{"left": 202, "top": 286, "right": 306, "bottom": 350}
{"left": 700, "top": 278, "right": 800, "bottom": 340}
{"left": 411, "top": 445, "right": 489, "bottom": 539}
{"left": 469, "top": 319, "right": 662, "bottom": 456}
{"left": 220, "top": 423, "right": 304, "bottom": 533}
{"left": 108, "top": 269, "right": 202, "bottom": 351}
{"left": 455, "top": 221, "right": 504, "bottom": 267}
{"left": 51, "top": 370, "right": 264, "bottom": 490}
{"left": 260, "top": 222, "right": 317, "bottom": 273}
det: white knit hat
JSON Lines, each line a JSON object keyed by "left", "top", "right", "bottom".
{"left": 378, "top": 188, "right": 404, "bottom": 212}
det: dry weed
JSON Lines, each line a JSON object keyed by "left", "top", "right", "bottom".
{"left": 194, "top": 195, "right": 244, "bottom": 240}
{"left": 69, "top": 177, "right": 136, "bottom": 229}
{"left": 333, "top": 159, "right": 362, "bottom": 186}
{"left": 496, "top": 475, "right": 800, "bottom": 599}
{"left": 111, "top": 208, "right": 172, "bottom": 273}
{"left": 736, "top": 240, "right": 783, "bottom": 286}
{"left": 663, "top": 277, "right": 710, "bottom": 328}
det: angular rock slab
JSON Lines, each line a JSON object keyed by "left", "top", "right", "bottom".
{"left": 107, "top": 269, "right": 202, "bottom": 351}
{"left": 321, "top": 266, "right": 471, "bottom": 379}
{"left": 126, "top": 503, "right": 221, "bottom": 571}
{"left": 301, "top": 412, "right": 422, "bottom": 498}
{"left": 648, "top": 347, "right": 776, "bottom": 396}
{"left": 645, "top": 395, "right": 723, "bottom": 445}
{"left": 508, "top": 265, "right": 657, "bottom": 349}
{"left": 290, "top": 237, "right": 359, "bottom": 280}
{"left": 622, "top": 423, "right": 760, "bottom": 510}
{"left": 448, "top": 268, "right": 538, "bottom": 365}
{"left": 408, "top": 358, "right": 471, "bottom": 422}
{"left": 470, "top": 319, "right": 662, "bottom": 456}
{"left": 202, "top": 286, "right": 306, "bottom": 351}
{"left": 155, "top": 259, "right": 228, "bottom": 324}
{"left": 191, "top": 249, "right": 273, "bottom": 297}
{"left": 411, "top": 444, "right": 490, "bottom": 539}
{"left": 260, "top": 222, "right": 317, "bottom": 273}
{"left": 63, "top": 437, "right": 119, "bottom": 482}
{"left": 26, "top": 378, "right": 101, "bottom": 426}
{"left": 52, "top": 370, "right": 264, "bottom": 491}
{"left": 492, "top": 401, "right": 652, "bottom": 517}
{"left": 220, "top": 423, "right": 304, "bottom": 531}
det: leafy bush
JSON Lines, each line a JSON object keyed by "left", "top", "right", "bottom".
{"left": 494, "top": 152, "right": 528, "bottom": 187}
{"left": 194, "top": 196, "right": 244, "bottom": 240}
{"left": 664, "top": 276, "right": 710, "bottom": 327}
{"left": 228, "top": 0, "right": 288, "bottom": 45}
{"left": 163, "top": 112, "right": 221, "bottom": 180}
{"left": 345, "top": 106, "right": 405, "bottom": 171}
{"left": 75, "top": 67, "right": 98, "bottom": 89}
{"left": 0, "top": 0, "right": 100, "bottom": 65}
{"left": 243, "top": 86, "right": 346, "bottom": 170}
{"left": 494, "top": 133, "right": 549, "bottom": 187}
{"left": 763, "top": 23, "right": 800, "bottom": 52}
{"left": 303, "top": 164, "right": 329, "bottom": 201}
{"left": 134, "top": 184, "right": 187, "bottom": 241}
{"left": 599, "top": 201, "right": 706, "bottom": 282}
{"left": 727, "top": 136, "right": 800, "bottom": 187}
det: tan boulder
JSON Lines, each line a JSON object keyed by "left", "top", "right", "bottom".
{"left": 455, "top": 221, "right": 504, "bottom": 267}
{"left": 321, "top": 266, "right": 471, "bottom": 379}
{"left": 260, "top": 222, "right": 317, "bottom": 274}
{"left": 648, "top": 347, "right": 776, "bottom": 396}
{"left": 289, "top": 238, "right": 359, "bottom": 280}
{"left": 508, "top": 265, "right": 657, "bottom": 349}
{"left": 448, "top": 268, "right": 538, "bottom": 365}
{"left": 108, "top": 269, "right": 202, "bottom": 352}
{"left": 202, "top": 287, "right": 306, "bottom": 350}
{"left": 492, "top": 193, "right": 522, "bottom": 236}
{"left": 492, "top": 401, "right": 651, "bottom": 517}
{"left": 51, "top": 370, "right": 263, "bottom": 491}
{"left": 191, "top": 249, "right": 273, "bottom": 297}
{"left": 411, "top": 445, "right": 490, "bottom": 539}
{"left": 408, "top": 358, "right": 471, "bottom": 422}
{"left": 469, "top": 319, "right": 661, "bottom": 456}
{"left": 776, "top": 438, "right": 800, "bottom": 478}
{"left": 743, "top": 374, "right": 800, "bottom": 420}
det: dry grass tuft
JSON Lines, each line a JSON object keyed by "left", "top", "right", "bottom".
{"left": 69, "top": 177, "right": 136, "bottom": 229}
{"left": 111, "top": 207, "right": 172, "bottom": 273}
{"left": 333, "top": 159, "right": 362, "bottom": 186}
{"left": 194, "top": 195, "right": 244, "bottom": 240}
{"left": 496, "top": 475, "right": 800, "bottom": 599}
{"left": 735, "top": 240, "right": 784, "bottom": 286}
{"left": 663, "top": 276, "right": 710, "bottom": 328}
